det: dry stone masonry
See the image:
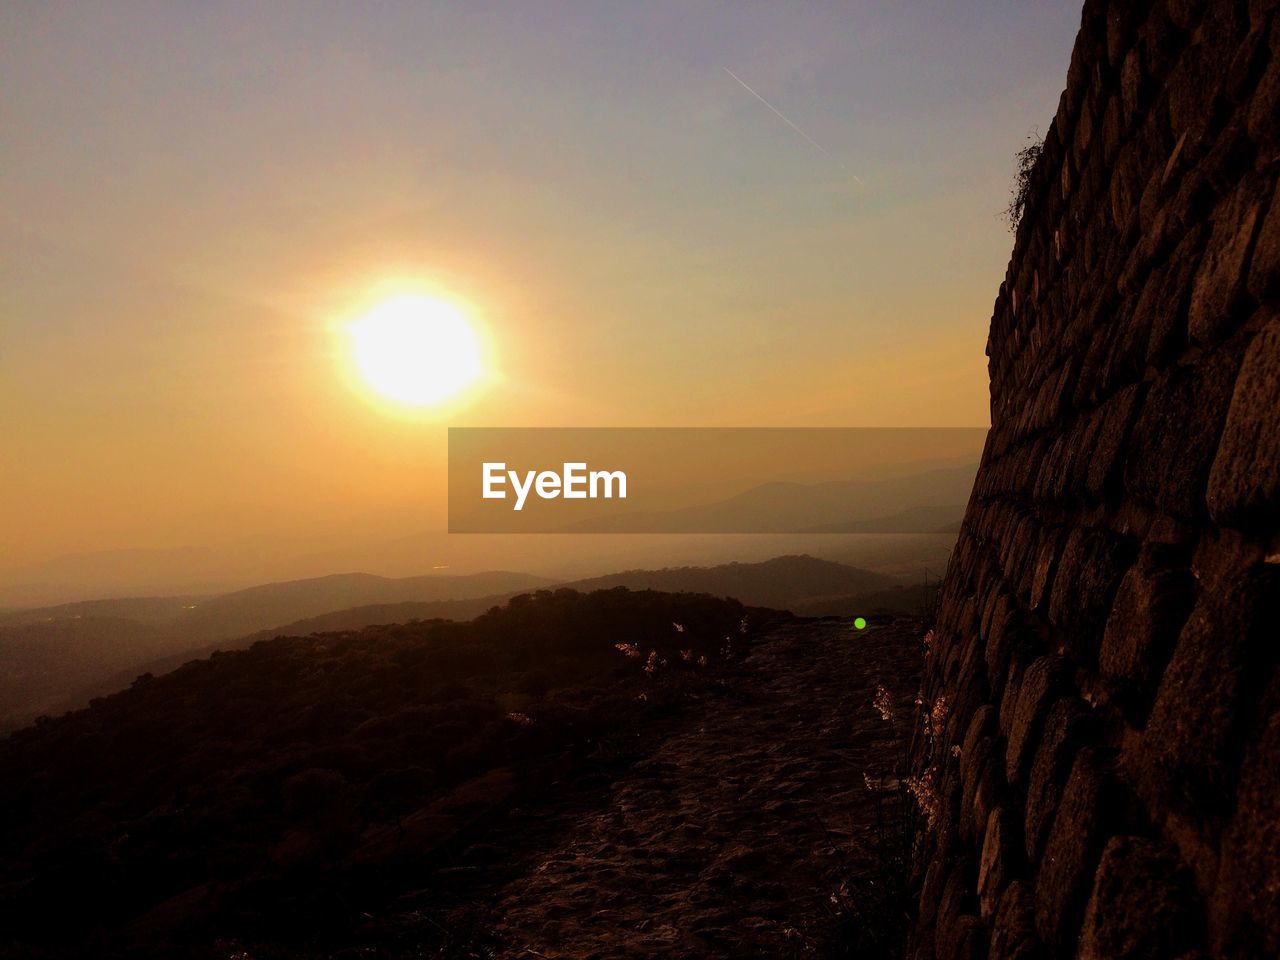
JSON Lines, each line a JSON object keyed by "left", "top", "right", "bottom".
{"left": 911, "top": 1, "right": 1280, "bottom": 958}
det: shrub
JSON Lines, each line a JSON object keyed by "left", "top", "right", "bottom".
{"left": 1004, "top": 132, "right": 1044, "bottom": 231}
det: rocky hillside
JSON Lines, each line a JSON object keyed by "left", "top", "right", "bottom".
{"left": 0, "top": 588, "right": 928, "bottom": 958}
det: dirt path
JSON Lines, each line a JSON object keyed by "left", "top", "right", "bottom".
{"left": 477, "top": 616, "right": 923, "bottom": 959}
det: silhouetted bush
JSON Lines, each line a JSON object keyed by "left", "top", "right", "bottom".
{"left": 1004, "top": 132, "right": 1044, "bottom": 230}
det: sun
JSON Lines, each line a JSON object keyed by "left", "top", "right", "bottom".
{"left": 346, "top": 295, "right": 484, "bottom": 408}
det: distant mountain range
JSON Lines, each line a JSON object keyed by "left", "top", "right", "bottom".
{"left": 558, "top": 464, "right": 976, "bottom": 533}
{"left": 801, "top": 502, "right": 967, "bottom": 534}
{"left": 563, "top": 555, "right": 894, "bottom": 610}
{"left": 0, "top": 571, "right": 549, "bottom": 732}
{"left": 0, "top": 555, "right": 928, "bottom": 732}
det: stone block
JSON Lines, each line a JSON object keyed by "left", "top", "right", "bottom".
{"left": 1034, "top": 747, "right": 1124, "bottom": 951}
{"left": 1025, "top": 699, "right": 1100, "bottom": 861}
{"left": 916, "top": 858, "right": 946, "bottom": 946}
{"left": 1138, "top": 566, "right": 1280, "bottom": 824}
{"left": 1165, "top": 41, "right": 1217, "bottom": 150}
{"left": 1245, "top": 16, "right": 1280, "bottom": 143}
{"left": 1085, "top": 382, "right": 1142, "bottom": 497}
{"left": 936, "top": 858, "right": 978, "bottom": 958}
{"left": 1098, "top": 542, "right": 1197, "bottom": 723}
{"left": 978, "top": 805, "right": 1023, "bottom": 920}
{"left": 1073, "top": 328, "right": 1112, "bottom": 410}
{"left": 1199, "top": 1, "right": 1251, "bottom": 72}
{"left": 980, "top": 583, "right": 1011, "bottom": 640}
{"left": 1109, "top": 138, "right": 1147, "bottom": 240}
{"left": 1248, "top": 0, "right": 1280, "bottom": 28}
{"left": 1003, "top": 657, "right": 1072, "bottom": 786}
{"left": 1077, "top": 836, "right": 1204, "bottom": 959}
{"left": 1207, "top": 310, "right": 1280, "bottom": 528}
{"left": 1120, "top": 44, "right": 1149, "bottom": 125}
{"left": 1165, "top": 0, "right": 1207, "bottom": 32}
{"left": 1140, "top": 3, "right": 1189, "bottom": 83}
{"left": 935, "top": 771, "right": 965, "bottom": 867}
{"left": 1206, "top": 123, "right": 1262, "bottom": 229}
{"left": 1187, "top": 181, "right": 1266, "bottom": 345}
{"left": 1033, "top": 436, "right": 1069, "bottom": 503}
{"left": 1029, "top": 527, "right": 1064, "bottom": 613}
{"left": 1225, "top": 21, "right": 1272, "bottom": 102}
{"left": 1105, "top": 2, "right": 1139, "bottom": 71}
{"left": 953, "top": 646, "right": 994, "bottom": 746}
{"left": 1216, "top": 669, "right": 1280, "bottom": 958}
{"left": 986, "top": 616, "right": 1026, "bottom": 706}
{"left": 1247, "top": 192, "right": 1280, "bottom": 304}
{"left": 960, "top": 734, "right": 1005, "bottom": 846}
{"left": 989, "top": 881, "right": 1045, "bottom": 960}
{"left": 1138, "top": 225, "right": 1205, "bottom": 365}
{"left": 1101, "top": 298, "right": 1155, "bottom": 395}
{"left": 1123, "top": 342, "right": 1245, "bottom": 518}
{"left": 1136, "top": 156, "right": 1169, "bottom": 244}
{"left": 1047, "top": 527, "right": 1134, "bottom": 667}
{"left": 940, "top": 914, "right": 988, "bottom": 960}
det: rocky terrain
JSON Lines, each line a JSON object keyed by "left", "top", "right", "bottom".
{"left": 476, "top": 618, "right": 922, "bottom": 959}
{"left": 298, "top": 617, "right": 927, "bottom": 960}
{"left": 0, "top": 592, "right": 929, "bottom": 959}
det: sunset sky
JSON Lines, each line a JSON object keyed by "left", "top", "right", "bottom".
{"left": 1, "top": 1, "right": 1080, "bottom": 578}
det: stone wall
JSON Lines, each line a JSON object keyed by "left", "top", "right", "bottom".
{"left": 911, "top": 1, "right": 1280, "bottom": 958}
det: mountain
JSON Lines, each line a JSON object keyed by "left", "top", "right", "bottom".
{"left": 171, "top": 571, "right": 551, "bottom": 643}
{"left": 800, "top": 502, "right": 967, "bottom": 534}
{"left": 0, "top": 556, "right": 915, "bottom": 733}
{"left": 58, "top": 594, "right": 531, "bottom": 716}
{"left": 0, "top": 571, "right": 551, "bottom": 731}
{"left": 558, "top": 463, "right": 978, "bottom": 533}
{"left": 0, "top": 617, "right": 177, "bottom": 733}
{"left": 0, "top": 588, "right": 778, "bottom": 957}
{"left": 0, "top": 595, "right": 208, "bottom": 628}
{"left": 562, "top": 554, "right": 896, "bottom": 610}
{"left": 236, "top": 595, "right": 517, "bottom": 641}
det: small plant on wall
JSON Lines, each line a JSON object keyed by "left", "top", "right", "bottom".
{"left": 1005, "top": 131, "right": 1044, "bottom": 230}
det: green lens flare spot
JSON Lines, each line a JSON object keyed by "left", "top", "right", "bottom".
{"left": 854, "top": 617, "right": 867, "bottom": 630}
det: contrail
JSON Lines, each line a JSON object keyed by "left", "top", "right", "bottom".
{"left": 722, "top": 67, "right": 863, "bottom": 185}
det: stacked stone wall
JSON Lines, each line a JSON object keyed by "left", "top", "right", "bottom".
{"left": 912, "top": 1, "right": 1280, "bottom": 957}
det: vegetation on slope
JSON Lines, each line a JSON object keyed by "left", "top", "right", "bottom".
{"left": 0, "top": 587, "right": 782, "bottom": 957}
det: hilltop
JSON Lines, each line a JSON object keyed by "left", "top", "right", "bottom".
{"left": 0, "top": 587, "right": 926, "bottom": 958}
{"left": 0, "top": 555, "right": 922, "bottom": 731}
{"left": 0, "top": 588, "right": 789, "bottom": 956}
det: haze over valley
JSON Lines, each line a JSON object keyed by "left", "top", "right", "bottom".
{"left": 0, "top": 551, "right": 945, "bottom": 732}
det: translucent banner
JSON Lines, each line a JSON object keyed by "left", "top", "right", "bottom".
{"left": 448, "top": 427, "right": 987, "bottom": 533}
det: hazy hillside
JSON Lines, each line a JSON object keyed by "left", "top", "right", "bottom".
{"left": 61, "top": 595, "right": 532, "bottom": 715}
{"left": 0, "top": 617, "right": 176, "bottom": 731}
{"left": 0, "top": 595, "right": 208, "bottom": 628}
{"left": 172, "top": 570, "right": 551, "bottom": 642}
{"left": 801, "top": 502, "right": 967, "bottom": 534}
{"left": 0, "top": 556, "right": 920, "bottom": 733}
{"left": 560, "top": 463, "right": 977, "bottom": 532}
{"left": 234, "top": 595, "right": 517, "bottom": 641}
{"left": 0, "top": 571, "right": 550, "bottom": 731}
{"left": 564, "top": 554, "right": 896, "bottom": 609}
{"left": 1, "top": 528, "right": 961, "bottom": 609}
{"left": 97, "top": 555, "right": 908, "bottom": 698}
{"left": 0, "top": 588, "right": 778, "bottom": 958}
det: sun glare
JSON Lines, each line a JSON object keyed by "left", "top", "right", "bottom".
{"left": 347, "top": 295, "right": 483, "bottom": 408}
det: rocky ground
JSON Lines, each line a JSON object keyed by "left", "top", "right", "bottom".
{"left": 388, "top": 616, "right": 925, "bottom": 959}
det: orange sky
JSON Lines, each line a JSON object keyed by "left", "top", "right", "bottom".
{"left": 0, "top": 2, "right": 1080, "bottom": 580}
